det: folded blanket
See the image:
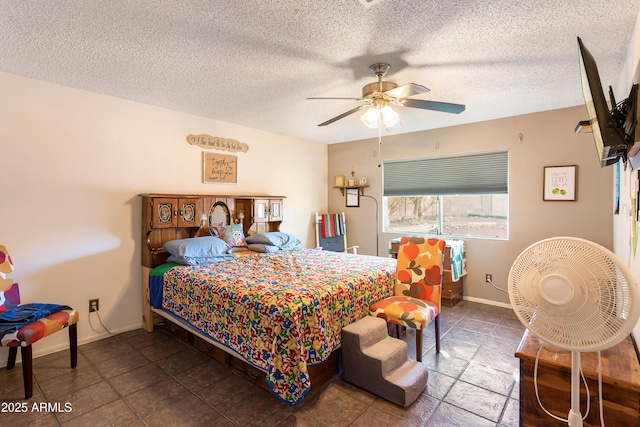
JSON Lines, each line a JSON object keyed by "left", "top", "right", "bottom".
{"left": 149, "top": 262, "right": 181, "bottom": 309}
{"left": 0, "top": 303, "right": 72, "bottom": 337}
{"left": 320, "top": 214, "right": 345, "bottom": 238}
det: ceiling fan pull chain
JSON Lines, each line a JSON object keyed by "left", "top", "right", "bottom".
{"left": 377, "top": 110, "right": 383, "bottom": 168}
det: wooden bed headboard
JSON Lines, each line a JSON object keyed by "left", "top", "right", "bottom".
{"left": 139, "top": 193, "right": 285, "bottom": 268}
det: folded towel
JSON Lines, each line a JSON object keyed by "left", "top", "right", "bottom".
{"left": 446, "top": 240, "right": 467, "bottom": 282}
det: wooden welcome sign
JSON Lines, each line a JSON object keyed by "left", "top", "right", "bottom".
{"left": 203, "top": 153, "right": 237, "bottom": 184}
{"left": 187, "top": 134, "right": 249, "bottom": 153}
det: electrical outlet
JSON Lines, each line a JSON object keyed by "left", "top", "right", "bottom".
{"left": 486, "top": 274, "right": 492, "bottom": 283}
{"left": 89, "top": 298, "right": 99, "bottom": 313}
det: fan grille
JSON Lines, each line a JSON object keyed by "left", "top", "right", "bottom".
{"left": 508, "top": 237, "right": 640, "bottom": 352}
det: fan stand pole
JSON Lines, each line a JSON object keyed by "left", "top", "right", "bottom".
{"left": 568, "top": 351, "right": 583, "bottom": 427}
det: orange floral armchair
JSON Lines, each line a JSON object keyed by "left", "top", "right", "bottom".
{"left": 369, "top": 236, "right": 445, "bottom": 362}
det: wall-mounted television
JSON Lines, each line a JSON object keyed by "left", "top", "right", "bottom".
{"left": 577, "top": 37, "right": 639, "bottom": 167}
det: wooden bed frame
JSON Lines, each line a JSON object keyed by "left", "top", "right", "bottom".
{"left": 139, "top": 193, "right": 340, "bottom": 394}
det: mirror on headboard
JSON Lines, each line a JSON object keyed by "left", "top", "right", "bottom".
{"left": 209, "top": 201, "right": 230, "bottom": 236}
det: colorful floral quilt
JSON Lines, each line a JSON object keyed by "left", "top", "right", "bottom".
{"left": 161, "top": 249, "right": 396, "bottom": 405}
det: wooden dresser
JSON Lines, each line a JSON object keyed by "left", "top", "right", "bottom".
{"left": 389, "top": 239, "right": 464, "bottom": 307}
{"left": 515, "top": 330, "right": 640, "bottom": 427}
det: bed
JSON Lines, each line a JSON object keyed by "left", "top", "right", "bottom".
{"left": 140, "top": 193, "right": 396, "bottom": 405}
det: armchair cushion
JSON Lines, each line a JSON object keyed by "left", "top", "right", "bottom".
{"left": 396, "top": 237, "right": 445, "bottom": 303}
{"left": 369, "top": 296, "right": 438, "bottom": 330}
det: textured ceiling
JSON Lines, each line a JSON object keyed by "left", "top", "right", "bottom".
{"left": 2, "top": 1, "right": 639, "bottom": 144}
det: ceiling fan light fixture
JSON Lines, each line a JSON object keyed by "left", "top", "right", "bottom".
{"left": 360, "top": 105, "right": 399, "bottom": 129}
{"left": 360, "top": 106, "right": 379, "bottom": 128}
{"left": 381, "top": 105, "right": 399, "bottom": 127}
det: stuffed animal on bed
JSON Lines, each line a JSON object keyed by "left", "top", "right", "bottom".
{"left": 220, "top": 224, "right": 246, "bottom": 248}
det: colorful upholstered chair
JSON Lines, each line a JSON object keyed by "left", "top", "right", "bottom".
{"left": 369, "top": 236, "right": 446, "bottom": 362}
{"left": 0, "top": 245, "right": 79, "bottom": 399}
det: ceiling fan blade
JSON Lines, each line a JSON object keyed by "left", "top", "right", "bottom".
{"left": 307, "top": 97, "right": 362, "bottom": 100}
{"left": 403, "top": 99, "right": 465, "bottom": 114}
{"left": 384, "top": 83, "right": 430, "bottom": 99}
{"left": 318, "top": 105, "right": 366, "bottom": 126}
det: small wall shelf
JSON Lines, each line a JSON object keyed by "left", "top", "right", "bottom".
{"left": 334, "top": 185, "right": 369, "bottom": 196}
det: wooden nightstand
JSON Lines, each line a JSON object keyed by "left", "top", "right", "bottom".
{"left": 515, "top": 330, "right": 640, "bottom": 426}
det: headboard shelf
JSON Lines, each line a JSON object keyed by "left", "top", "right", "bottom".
{"left": 139, "top": 193, "right": 285, "bottom": 268}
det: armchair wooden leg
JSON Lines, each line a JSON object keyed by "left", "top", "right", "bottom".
{"left": 7, "top": 346, "right": 17, "bottom": 370}
{"left": 20, "top": 345, "right": 33, "bottom": 399}
{"left": 434, "top": 316, "right": 441, "bottom": 353}
{"left": 69, "top": 323, "right": 78, "bottom": 368}
{"left": 416, "top": 328, "right": 423, "bottom": 362}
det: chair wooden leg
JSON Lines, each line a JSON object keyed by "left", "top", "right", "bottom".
{"left": 395, "top": 324, "right": 402, "bottom": 339}
{"left": 20, "top": 345, "right": 33, "bottom": 399}
{"left": 69, "top": 323, "right": 78, "bottom": 368}
{"left": 7, "top": 346, "right": 17, "bottom": 370}
{"left": 416, "top": 328, "right": 423, "bottom": 362}
{"left": 434, "top": 315, "right": 441, "bottom": 353}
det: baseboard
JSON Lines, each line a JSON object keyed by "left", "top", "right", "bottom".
{"left": 463, "top": 295, "right": 512, "bottom": 309}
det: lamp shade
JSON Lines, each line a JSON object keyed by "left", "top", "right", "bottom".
{"left": 360, "top": 107, "right": 379, "bottom": 128}
{"left": 360, "top": 104, "right": 399, "bottom": 129}
{"left": 381, "top": 105, "right": 399, "bottom": 127}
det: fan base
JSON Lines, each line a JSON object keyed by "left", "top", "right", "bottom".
{"left": 369, "top": 62, "right": 391, "bottom": 77}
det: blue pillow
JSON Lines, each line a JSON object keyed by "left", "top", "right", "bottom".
{"left": 163, "top": 236, "right": 231, "bottom": 258}
{"left": 245, "top": 232, "right": 301, "bottom": 249}
{"left": 246, "top": 243, "right": 280, "bottom": 253}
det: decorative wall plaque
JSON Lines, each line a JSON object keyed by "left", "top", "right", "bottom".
{"left": 543, "top": 165, "right": 577, "bottom": 201}
{"left": 203, "top": 153, "right": 237, "bottom": 184}
{"left": 187, "top": 134, "right": 249, "bottom": 153}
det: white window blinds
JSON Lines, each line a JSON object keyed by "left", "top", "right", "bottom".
{"left": 383, "top": 150, "right": 508, "bottom": 196}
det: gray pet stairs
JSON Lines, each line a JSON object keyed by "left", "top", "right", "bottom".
{"left": 341, "top": 316, "right": 428, "bottom": 407}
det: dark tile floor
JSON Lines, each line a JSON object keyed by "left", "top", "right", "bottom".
{"left": 0, "top": 300, "right": 524, "bottom": 426}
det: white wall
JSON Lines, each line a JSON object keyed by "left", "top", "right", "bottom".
{"left": 0, "top": 72, "right": 328, "bottom": 359}
{"left": 329, "top": 106, "right": 614, "bottom": 306}
{"left": 614, "top": 10, "right": 640, "bottom": 345}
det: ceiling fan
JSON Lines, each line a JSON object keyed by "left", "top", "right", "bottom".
{"left": 308, "top": 62, "right": 466, "bottom": 128}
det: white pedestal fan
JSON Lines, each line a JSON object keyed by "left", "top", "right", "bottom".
{"left": 508, "top": 237, "right": 640, "bottom": 427}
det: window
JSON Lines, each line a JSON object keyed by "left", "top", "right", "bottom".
{"left": 383, "top": 151, "right": 509, "bottom": 239}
